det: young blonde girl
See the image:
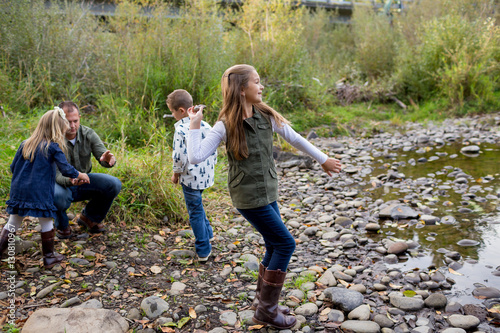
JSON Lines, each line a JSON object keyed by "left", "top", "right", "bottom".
{"left": 187, "top": 64, "right": 341, "bottom": 329}
{"left": 0, "top": 107, "right": 89, "bottom": 268}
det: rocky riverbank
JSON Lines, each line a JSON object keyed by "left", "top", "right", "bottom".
{"left": 1, "top": 114, "right": 500, "bottom": 333}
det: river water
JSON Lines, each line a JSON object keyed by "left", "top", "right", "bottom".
{"left": 362, "top": 142, "right": 500, "bottom": 303}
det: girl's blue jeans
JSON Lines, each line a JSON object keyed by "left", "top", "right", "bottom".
{"left": 182, "top": 184, "right": 213, "bottom": 257}
{"left": 237, "top": 201, "right": 296, "bottom": 271}
{"left": 54, "top": 173, "right": 122, "bottom": 230}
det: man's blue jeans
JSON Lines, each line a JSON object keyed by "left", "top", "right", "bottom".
{"left": 181, "top": 184, "right": 213, "bottom": 257}
{"left": 54, "top": 173, "right": 122, "bottom": 230}
{"left": 237, "top": 201, "right": 296, "bottom": 272}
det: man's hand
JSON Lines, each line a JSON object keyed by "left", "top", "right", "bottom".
{"left": 321, "top": 158, "right": 342, "bottom": 176}
{"left": 100, "top": 150, "right": 116, "bottom": 166}
{"left": 70, "top": 175, "right": 90, "bottom": 186}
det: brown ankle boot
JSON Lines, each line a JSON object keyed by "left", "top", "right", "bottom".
{"left": 41, "top": 229, "right": 65, "bottom": 268}
{"left": 252, "top": 269, "right": 297, "bottom": 329}
{"left": 251, "top": 263, "right": 291, "bottom": 315}
{"left": 0, "top": 227, "right": 16, "bottom": 260}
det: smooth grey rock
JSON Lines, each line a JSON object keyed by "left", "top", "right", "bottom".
{"left": 294, "top": 302, "right": 318, "bottom": 316}
{"left": 447, "top": 314, "right": 480, "bottom": 329}
{"left": 373, "top": 314, "right": 394, "bottom": 328}
{"left": 348, "top": 304, "right": 371, "bottom": 320}
{"left": 472, "top": 286, "right": 500, "bottom": 299}
{"left": 379, "top": 204, "right": 419, "bottom": 219}
{"left": 335, "top": 216, "right": 353, "bottom": 227}
{"left": 219, "top": 311, "right": 237, "bottom": 326}
{"left": 461, "top": 145, "right": 480, "bottom": 153}
{"left": 328, "top": 309, "right": 345, "bottom": 322}
{"left": 22, "top": 308, "right": 128, "bottom": 333}
{"left": 387, "top": 242, "right": 408, "bottom": 254}
{"left": 341, "top": 320, "right": 381, "bottom": 333}
{"left": 76, "top": 299, "right": 103, "bottom": 309}
{"left": 60, "top": 296, "right": 82, "bottom": 308}
{"left": 140, "top": 296, "right": 169, "bottom": 319}
{"left": 127, "top": 308, "right": 142, "bottom": 320}
{"left": 169, "top": 282, "right": 186, "bottom": 295}
{"left": 389, "top": 295, "right": 424, "bottom": 311}
{"left": 424, "top": 293, "right": 447, "bottom": 308}
{"left": 441, "top": 329, "right": 466, "bottom": 333}
{"left": 36, "top": 281, "right": 62, "bottom": 299}
{"left": 323, "top": 287, "right": 364, "bottom": 312}
{"left": 317, "top": 270, "right": 337, "bottom": 286}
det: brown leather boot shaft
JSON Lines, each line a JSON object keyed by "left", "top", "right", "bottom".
{"left": 252, "top": 269, "right": 296, "bottom": 329}
{"left": 0, "top": 227, "right": 15, "bottom": 259}
{"left": 251, "top": 264, "right": 291, "bottom": 314}
{"left": 41, "top": 229, "right": 64, "bottom": 268}
{"left": 250, "top": 263, "right": 266, "bottom": 310}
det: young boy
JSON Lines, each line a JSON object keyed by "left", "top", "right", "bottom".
{"left": 167, "top": 89, "right": 217, "bottom": 261}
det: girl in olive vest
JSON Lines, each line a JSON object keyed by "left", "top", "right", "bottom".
{"left": 187, "top": 64, "right": 341, "bottom": 329}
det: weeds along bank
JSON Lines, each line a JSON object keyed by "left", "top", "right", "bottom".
{"left": 0, "top": 109, "right": 231, "bottom": 228}
{"left": 0, "top": 0, "right": 498, "bottom": 115}
{"left": 0, "top": 0, "right": 498, "bottom": 225}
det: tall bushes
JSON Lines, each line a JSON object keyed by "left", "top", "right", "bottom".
{"left": 0, "top": 0, "right": 497, "bottom": 116}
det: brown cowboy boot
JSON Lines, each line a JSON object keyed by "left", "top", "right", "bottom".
{"left": 0, "top": 227, "right": 16, "bottom": 260}
{"left": 41, "top": 229, "right": 65, "bottom": 268}
{"left": 77, "top": 213, "right": 105, "bottom": 234}
{"left": 252, "top": 269, "right": 297, "bottom": 329}
{"left": 251, "top": 263, "right": 290, "bottom": 315}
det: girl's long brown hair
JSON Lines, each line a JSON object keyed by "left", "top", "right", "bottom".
{"left": 219, "top": 64, "right": 289, "bottom": 160}
{"left": 22, "top": 109, "right": 69, "bottom": 162}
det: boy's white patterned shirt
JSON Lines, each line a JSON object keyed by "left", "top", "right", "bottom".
{"left": 172, "top": 117, "right": 217, "bottom": 190}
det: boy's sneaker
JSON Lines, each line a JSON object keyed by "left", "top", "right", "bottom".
{"left": 198, "top": 250, "right": 211, "bottom": 262}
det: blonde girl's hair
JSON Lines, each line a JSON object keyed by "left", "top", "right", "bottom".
{"left": 219, "top": 64, "right": 289, "bottom": 160}
{"left": 22, "top": 108, "right": 70, "bottom": 162}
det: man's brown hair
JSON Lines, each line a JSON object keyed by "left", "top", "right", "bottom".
{"left": 58, "top": 101, "right": 80, "bottom": 114}
{"left": 166, "top": 89, "right": 193, "bottom": 111}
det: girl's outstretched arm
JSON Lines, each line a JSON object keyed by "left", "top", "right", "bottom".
{"left": 187, "top": 121, "right": 225, "bottom": 164}
{"left": 321, "top": 158, "right": 342, "bottom": 176}
{"left": 273, "top": 118, "right": 341, "bottom": 176}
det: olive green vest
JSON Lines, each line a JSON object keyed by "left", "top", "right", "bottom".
{"left": 225, "top": 109, "right": 279, "bottom": 209}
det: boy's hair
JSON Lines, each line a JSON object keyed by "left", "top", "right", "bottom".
{"left": 22, "top": 109, "right": 69, "bottom": 162}
{"left": 219, "top": 64, "right": 288, "bottom": 160}
{"left": 166, "top": 89, "right": 193, "bottom": 111}
{"left": 58, "top": 101, "right": 80, "bottom": 114}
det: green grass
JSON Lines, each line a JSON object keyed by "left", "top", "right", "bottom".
{"left": 1, "top": 0, "right": 498, "bottom": 231}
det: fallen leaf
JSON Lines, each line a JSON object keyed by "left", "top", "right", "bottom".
{"left": 189, "top": 307, "right": 197, "bottom": 319}
{"left": 320, "top": 307, "right": 331, "bottom": 315}
{"left": 389, "top": 283, "right": 403, "bottom": 289}
{"left": 338, "top": 279, "right": 350, "bottom": 287}
{"left": 487, "top": 305, "right": 500, "bottom": 314}
{"left": 82, "top": 270, "right": 95, "bottom": 276}
{"left": 403, "top": 290, "right": 416, "bottom": 297}
{"left": 448, "top": 268, "right": 463, "bottom": 276}
{"left": 178, "top": 317, "right": 190, "bottom": 329}
{"left": 386, "top": 312, "right": 398, "bottom": 322}
{"left": 160, "top": 327, "right": 175, "bottom": 333}
{"left": 249, "top": 325, "right": 264, "bottom": 330}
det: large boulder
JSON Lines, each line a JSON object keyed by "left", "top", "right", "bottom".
{"left": 22, "top": 308, "right": 128, "bottom": 333}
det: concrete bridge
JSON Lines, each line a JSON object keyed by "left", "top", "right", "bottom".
{"left": 45, "top": 0, "right": 414, "bottom": 23}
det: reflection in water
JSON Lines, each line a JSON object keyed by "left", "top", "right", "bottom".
{"left": 358, "top": 142, "right": 500, "bottom": 301}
